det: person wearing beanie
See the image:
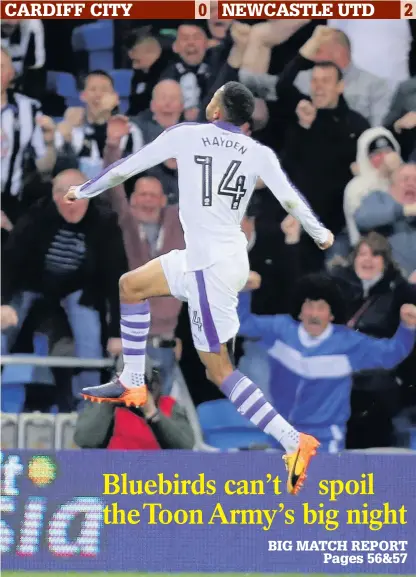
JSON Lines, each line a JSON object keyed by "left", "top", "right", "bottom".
{"left": 344, "top": 127, "right": 402, "bottom": 246}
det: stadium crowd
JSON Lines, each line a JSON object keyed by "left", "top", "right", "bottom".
{"left": 1, "top": 15, "right": 415, "bottom": 452}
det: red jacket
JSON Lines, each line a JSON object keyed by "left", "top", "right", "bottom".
{"left": 108, "top": 396, "right": 176, "bottom": 450}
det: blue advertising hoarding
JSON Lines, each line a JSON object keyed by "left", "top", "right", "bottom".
{"left": 1, "top": 450, "right": 415, "bottom": 574}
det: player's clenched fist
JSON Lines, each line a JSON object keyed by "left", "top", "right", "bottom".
{"left": 400, "top": 304, "right": 416, "bottom": 329}
{"left": 316, "top": 230, "right": 334, "bottom": 250}
{"left": 64, "top": 186, "right": 79, "bottom": 203}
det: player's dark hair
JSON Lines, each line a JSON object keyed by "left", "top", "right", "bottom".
{"left": 313, "top": 61, "right": 343, "bottom": 82}
{"left": 83, "top": 70, "right": 114, "bottom": 89}
{"left": 220, "top": 81, "right": 255, "bottom": 127}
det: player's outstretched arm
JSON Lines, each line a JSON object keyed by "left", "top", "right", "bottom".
{"left": 64, "top": 128, "right": 178, "bottom": 202}
{"left": 258, "top": 145, "right": 333, "bottom": 250}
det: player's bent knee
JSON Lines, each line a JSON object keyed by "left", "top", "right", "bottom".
{"left": 119, "top": 271, "right": 145, "bottom": 301}
{"left": 119, "top": 272, "right": 132, "bottom": 300}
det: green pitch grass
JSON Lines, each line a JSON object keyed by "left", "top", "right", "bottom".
{"left": 1, "top": 571, "right": 400, "bottom": 577}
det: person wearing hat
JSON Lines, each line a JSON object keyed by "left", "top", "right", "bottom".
{"left": 344, "top": 127, "right": 402, "bottom": 246}
{"left": 237, "top": 273, "right": 416, "bottom": 453}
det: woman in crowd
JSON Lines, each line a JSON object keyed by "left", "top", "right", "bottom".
{"left": 330, "top": 232, "right": 416, "bottom": 448}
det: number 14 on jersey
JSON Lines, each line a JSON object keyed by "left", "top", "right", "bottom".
{"left": 194, "top": 155, "right": 248, "bottom": 210}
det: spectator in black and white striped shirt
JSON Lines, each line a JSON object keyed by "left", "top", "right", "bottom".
{"left": 1, "top": 19, "right": 46, "bottom": 101}
{"left": 1, "top": 47, "right": 56, "bottom": 227}
{"left": 54, "top": 70, "right": 143, "bottom": 181}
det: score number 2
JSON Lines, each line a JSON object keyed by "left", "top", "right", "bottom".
{"left": 401, "top": 2, "right": 415, "bottom": 17}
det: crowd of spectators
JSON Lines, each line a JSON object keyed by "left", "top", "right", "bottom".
{"left": 1, "top": 16, "right": 415, "bottom": 452}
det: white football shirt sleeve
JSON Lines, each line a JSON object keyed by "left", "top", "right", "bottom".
{"left": 258, "top": 145, "right": 329, "bottom": 244}
{"left": 74, "top": 126, "right": 180, "bottom": 199}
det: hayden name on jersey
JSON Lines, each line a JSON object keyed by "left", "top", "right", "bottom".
{"left": 74, "top": 121, "right": 329, "bottom": 270}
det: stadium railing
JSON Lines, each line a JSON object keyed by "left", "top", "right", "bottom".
{"left": 1, "top": 353, "right": 218, "bottom": 451}
{"left": 2, "top": 355, "right": 415, "bottom": 453}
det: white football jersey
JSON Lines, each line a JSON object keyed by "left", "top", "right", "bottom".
{"left": 75, "top": 121, "right": 329, "bottom": 270}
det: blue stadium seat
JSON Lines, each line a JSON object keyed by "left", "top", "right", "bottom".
{"left": 47, "top": 71, "right": 78, "bottom": 98}
{"left": 3, "top": 361, "right": 36, "bottom": 386}
{"left": 109, "top": 70, "right": 132, "bottom": 114}
{"left": 119, "top": 99, "right": 129, "bottom": 114}
{"left": 72, "top": 21, "right": 114, "bottom": 52}
{"left": 2, "top": 334, "right": 54, "bottom": 413}
{"left": 1, "top": 381, "right": 26, "bottom": 413}
{"left": 2, "top": 358, "right": 34, "bottom": 413}
{"left": 72, "top": 21, "right": 114, "bottom": 71}
{"left": 88, "top": 51, "right": 114, "bottom": 71}
{"left": 109, "top": 69, "right": 133, "bottom": 97}
{"left": 33, "top": 333, "right": 48, "bottom": 357}
{"left": 47, "top": 72, "right": 83, "bottom": 108}
{"left": 197, "top": 399, "right": 274, "bottom": 450}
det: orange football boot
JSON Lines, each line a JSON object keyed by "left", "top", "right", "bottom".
{"left": 81, "top": 377, "right": 148, "bottom": 407}
{"left": 283, "top": 433, "right": 320, "bottom": 495}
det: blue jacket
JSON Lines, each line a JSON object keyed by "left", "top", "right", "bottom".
{"left": 238, "top": 292, "right": 415, "bottom": 449}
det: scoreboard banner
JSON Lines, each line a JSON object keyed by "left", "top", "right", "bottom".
{"left": 0, "top": 0, "right": 415, "bottom": 19}
{"left": 1, "top": 450, "right": 415, "bottom": 574}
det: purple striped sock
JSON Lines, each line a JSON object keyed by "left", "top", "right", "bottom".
{"left": 119, "top": 301, "right": 150, "bottom": 388}
{"left": 221, "top": 370, "right": 299, "bottom": 452}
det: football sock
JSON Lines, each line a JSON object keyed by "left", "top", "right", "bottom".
{"left": 221, "top": 369, "right": 300, "bottom": 452}
{"left": 118, "top": 301, "right": 150, "bottom": 388}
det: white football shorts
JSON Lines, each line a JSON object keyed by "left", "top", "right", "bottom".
{"left": 160, "top": 249, "right": 250, "bottom": 353}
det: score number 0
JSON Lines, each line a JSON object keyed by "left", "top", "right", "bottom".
{"left": 195, "top": 0, "right": 210, "bottom": 19}
{"left": 401, "top": 2, "right": 416, "bottom": 17}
